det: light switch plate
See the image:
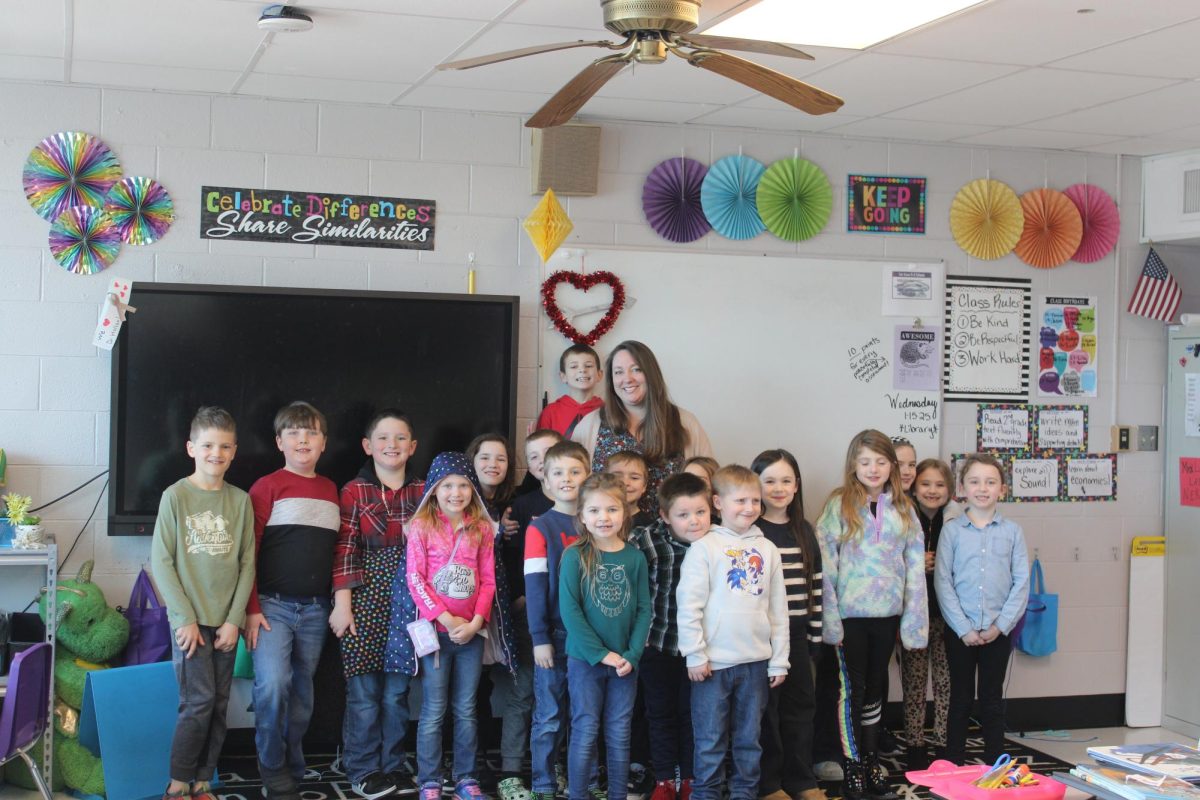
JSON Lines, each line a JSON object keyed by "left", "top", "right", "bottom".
{"left": 1137, "top": 425, "right": 1159, "bottom": 451}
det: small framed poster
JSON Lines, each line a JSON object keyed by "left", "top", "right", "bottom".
{"left": 977, "top": 404, "right": 1032, "bottom": 452}
{"left": 1033, "top": 405, "right": 1088, "bottom": 452}
{"left": 848, "top": 175, "right": 926, "bottom": 234}
{"left": 1008, "top": 455, "right": 1062, "bottom": 503}
{"left": 1064, "top": 453, "right": 1117, "bottom": 501}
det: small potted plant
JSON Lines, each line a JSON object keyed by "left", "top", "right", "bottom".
{"left": 2, "top": 493, "right": 44, "bottom": 548}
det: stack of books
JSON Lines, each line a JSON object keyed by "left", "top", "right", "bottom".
{"left": 1054, "top": 744, "right": 1200, "bottom": 800}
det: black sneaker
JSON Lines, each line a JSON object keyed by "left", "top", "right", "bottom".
{"left": 628, "top": 764, "right": 653, "bottom": 800}
{"left": 355, "top": 772, "right": 400, "bottom": 800}
{"left": 877, "top": 729, "right": 903, "bottom": 757}
{"left": 386, "top": 767, "right": 418, "bottom": 794}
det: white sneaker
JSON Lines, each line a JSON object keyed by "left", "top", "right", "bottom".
{"left": 814, "top": 761, "right": 843, "bottom": 782}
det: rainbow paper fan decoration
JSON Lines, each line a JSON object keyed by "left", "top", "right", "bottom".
{"left": 105, "top": 176, "right": 175, "bottom": 245}
{"left": 949, "top": 179, "right": 1024, "bottom": 260}
{"left": 755, "top": 157, "right": 832, "bottom": 242}
{"left": 48, "top": 206, "right": 121, "bottom": 275}
{"left": 642, "top": 157, "right": 711, "bottom": 243}
{"left": 1014, "top": 188, "right": 1083, "bottom": 269}
{"left": 1063, "top": 183, "right": 1119, "bottom": 263}
{"left": 701, "top": 155, "right": 766, "bottom": 240}
{"left": 23, "top": 131, "right": 122, "bottom": 221}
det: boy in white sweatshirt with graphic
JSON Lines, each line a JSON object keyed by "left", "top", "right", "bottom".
{"left": 677, "top": 465, "right": 790, "bottom": 800}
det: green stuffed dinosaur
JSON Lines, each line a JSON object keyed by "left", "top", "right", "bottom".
{"left": 5, "top": 560, "right": 131, "bottom": 796}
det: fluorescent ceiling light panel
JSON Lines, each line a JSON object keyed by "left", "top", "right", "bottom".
{"left": 708, "top": 0, "right": 986, "bottom": 50}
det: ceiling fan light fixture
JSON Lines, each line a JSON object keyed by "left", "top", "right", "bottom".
{"left": 257, "top": 4, "right": 314, "bottom": 33}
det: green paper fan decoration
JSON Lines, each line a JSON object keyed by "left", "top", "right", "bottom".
{"left": 755, "top": 157, "right": 833, "bottom": 242}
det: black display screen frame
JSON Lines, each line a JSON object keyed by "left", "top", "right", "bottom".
{"left": 108, "top": 282, "right": 518, "bottom": 535}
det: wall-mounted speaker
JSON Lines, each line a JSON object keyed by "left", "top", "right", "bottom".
{"left": 530, "top": 124, "right": 601, "bottom": 197}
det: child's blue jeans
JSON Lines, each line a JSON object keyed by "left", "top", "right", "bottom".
{"left": 690, "top": 660, "right": 769, "bottom": 800}
{"left": 530, "top": 629, "right": 569, "bottom": 794}
{"left": 343, "top": 670, "right": 413, "bottom": 784}
{"left": 252, "top": 594, "right": 330, "bottom": 784}
{"left": 567, "top": 657, "right": 637, "bottom": 800}
{"left": 416, "top": 631, "right": 484, "bottom": 784}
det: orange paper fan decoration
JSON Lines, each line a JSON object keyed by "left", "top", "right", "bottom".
{"left": 949, "top": 179, "right": 1024, "bottom": 260}
{"left": 1014, "top": 188, "right": 1083, "bottom": 269}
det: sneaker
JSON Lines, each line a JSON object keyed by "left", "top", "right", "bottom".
{"left": 454, "top": 779, "right": 488, "bottom": 800}
{"left": 877, "top": 729, "right": 903, "bottom": 757}
{"left": 650, "top": 780, "right": 676, "bottom": 800}
{"left": 421, "top": 781, "right": 444, "bottom": 800}
{"left": 814, "top": 762, "right": 843, "bottom": 782}
{"left": 190, "top": 782, "right": 217, "bottom": 800}
{"left": 587, "top": 787, "right": 607, "bottom": 800}
{"left": 555, "top": 765, "right": 568, "bottom": 797}
{"left": 355, "top": 772, "right": 399, "bottom": 800}
{"left": 163, "top": 786, "right": 190, "bottom": 800}
{"left": 628, "top": 764, "right": 654, "bottom": 800}
{"left": 497, "top": 777, "right": 532, "bottom": 800}
{"left": 530, "top": 792, "right": 556, "bottom": 800}
{"left": 387, "top": 768, "right": 418, "bottom": 792}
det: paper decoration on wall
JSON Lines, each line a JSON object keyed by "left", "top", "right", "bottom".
{"left": 1064, "top": 452, "right": 1117, "bottom": 501}
{"left": 105, "top": 177, "right": 175, "bottom": 245}
{"left": 22, "top": 131, "right": 122, "bottom": 221}
{"left": 1034, "top": 405, "right": 1088, "bottom": 451}
{"left": 48, "top": 206, "right": 121, "bottom": 275}
{"left": 1008, "top": 455, "right": 1063, "bottom": 502}
{"left": 523, "top": 189, "right": 574, "bottom": 262}
{"left": 977, "top": 404, "right": 1032, "bottom": 452}
{"left": 1039, "top": 295, "right": 1098, "bottom": 397}
{"left": 756, "top": 157, "right": 832, "bottom": 242}
{"left": 93, "top": 276, "right": 135, "bottom": 351}
{"left": 701, "top": 155, "right": 766, "bottom": 240}
{"left": 848, "top": 174, "right": 926, "bottom": 234}
{"left": 943, "top": 275, "right": 1032, "bottom": 403}
{"left": 949, "top": 179, "right": 1023, "bottom": 260}
{"left": 1180, "top": 457, "right": 1200, "bottom": 507}
{"left": 642, "top": 157, "right": 710, "bottom": 243}
{"left": 894, "top": 325, "right": 940, "bottom": 391}
{"left": 881, "top": 265, "right": 943, "bottom": 318}
{"left": 1064, "top": 183, "right": 1119, "bottom": 263}
{"left": 1014, "top": 188, "right": 1083, "bottom": 269}
{"left": 541, "top": 269, "right": 625, "bottom": 347}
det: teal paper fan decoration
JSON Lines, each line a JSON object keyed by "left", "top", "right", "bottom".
{"left": 756, "top": 157, "right": 833, "bottom": 242}
{"left": 701, "top": 155, "right": 766, "bottom": 240}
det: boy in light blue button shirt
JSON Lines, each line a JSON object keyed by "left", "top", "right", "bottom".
{"left": 934, "top": 453, "right": 1029, "bottom": 765}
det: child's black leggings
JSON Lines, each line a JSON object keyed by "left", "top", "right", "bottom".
{"left": 836, "top": 616, "right": 900, "bottom": 762}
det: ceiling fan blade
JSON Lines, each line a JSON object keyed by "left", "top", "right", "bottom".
{"left": 675, "top": 34, "right": 813, "bottom": 60}
{"left": 688, "top": 50, "right": 843, "bottom": 115}
{"left": 438, "top": 40, "right": 619, "bottom": 71}
{"left": 526, "top": 57, "right": 629, "bottom": 128}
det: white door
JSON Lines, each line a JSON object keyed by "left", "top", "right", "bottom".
{"left": 1164, "top": 327, "right": 1200, "bottom": 737}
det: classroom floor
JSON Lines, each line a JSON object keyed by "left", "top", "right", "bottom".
{"left": 0, "top": 726, "right": 1191, "bottom": 800}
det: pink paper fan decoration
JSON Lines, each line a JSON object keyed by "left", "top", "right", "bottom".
{"left": 1064, "top": 183, "right": 1119, "bottom": 263}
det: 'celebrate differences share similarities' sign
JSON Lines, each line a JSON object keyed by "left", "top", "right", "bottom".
{"left": 200, "top": 186, "right": 436, "bottom": 250}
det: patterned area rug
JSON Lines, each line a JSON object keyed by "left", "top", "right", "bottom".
{"left": 214, "top": 733, "right": 1075, "bottom": 800}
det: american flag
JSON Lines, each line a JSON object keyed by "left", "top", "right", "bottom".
{"left": 1128, "top": 247, "right": 1181, "bottom": 322}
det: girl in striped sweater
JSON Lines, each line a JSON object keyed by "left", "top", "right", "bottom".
{"left": 751, "top": 449, "right": 825, "bottom": 800}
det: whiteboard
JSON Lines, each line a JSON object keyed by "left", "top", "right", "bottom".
{"left": 538, "top": 248, "right": 944, "bottom": 512}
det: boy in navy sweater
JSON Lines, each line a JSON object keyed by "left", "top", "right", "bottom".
{"left": 524, "top": 440, "right": 590, "bottom": 800}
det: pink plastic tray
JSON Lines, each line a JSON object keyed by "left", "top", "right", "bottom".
{"left": 905, "top": 760, "right": 1067, "bottom": 800}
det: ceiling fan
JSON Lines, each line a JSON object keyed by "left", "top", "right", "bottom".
{"left": 437, "top": 0, "right": 844, "bottom": 128}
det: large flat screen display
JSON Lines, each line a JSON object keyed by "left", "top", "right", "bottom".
{"left": 109, "top": 283, "right": 518, "bottom": 534}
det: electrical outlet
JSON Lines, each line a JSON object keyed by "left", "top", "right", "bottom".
{"left": 1111, "top": 425, "right": 1132, "bottom": 451}
{"left": 1138, "top": 425, "right": 1159, "bottom": 451}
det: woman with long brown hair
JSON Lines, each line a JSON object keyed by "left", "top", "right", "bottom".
{"left": 572, "top": 340, "right": 713, "bottom": 515}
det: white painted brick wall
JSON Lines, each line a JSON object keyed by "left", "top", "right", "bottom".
{"left": 0, "top": 79, "right": 1165, "bottom": 703}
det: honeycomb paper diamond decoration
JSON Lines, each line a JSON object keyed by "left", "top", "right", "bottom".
{"left": 523, "top": 188, "right": 574, "bottom": 263}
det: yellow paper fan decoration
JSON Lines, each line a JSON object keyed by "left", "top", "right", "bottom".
{"left": 523, "top": 188, "right": 574, "bottom": 263}
{"left": 950, "top": 178, "right": 1024, "bottom": 260}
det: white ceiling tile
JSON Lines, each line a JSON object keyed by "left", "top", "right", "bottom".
{"left": 1032, "top": 81, "right": 1200, "bottom": 137}
{"left": 578, "top": 97, "right": 725, "bottom": 126}
{"left": 951, "top": 127, "right": 1125, "bottom": 150}
{"left": 1049, "top": 18, "right": 1200, "bottom": 79}
{"left": 593, "top": 59, "right": 759, "bottom": 104}
{"left": 876, "top": 0, "right": 1200, "bottom": 66}
{"left": 780, "top": 53, "right": 1020, "bottom": 117}
{"left": 0, "top": 54, "right": 63, "bottom": 82}
{"left": 688, "top": 105, "right": 865, "bottom": 132}
{"left": 0, "top": 1, "right": 64, "bottom": 57}
{"left": 73, "top": 0, "right": 267, "bottom": 70}
{"left": 503, "top": 0, "right": 612, "bottom": 29}
{"left": 890, "top": 68, "right": 1174, "bottom": 126}
{"left": 822, "top": 117, "right": 995, "bottom": 142}
{"left": 255, "top": 12, "right": 484, "bottom": 83}
{"left": 303, "top": 0, "right": 514, "bottom": 18}
{"left": 72, "top": 61, "right": 241, "bottom": 93}
{"left": 239, "top": 73, "right": 410, "bottom": 105}
{"left": 1078, "top": 137, "right": 1200, "bottom": 157}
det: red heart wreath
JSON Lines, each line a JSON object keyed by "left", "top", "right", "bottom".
{"left": 541, "top": 269, "right": 626, "bottom": 347}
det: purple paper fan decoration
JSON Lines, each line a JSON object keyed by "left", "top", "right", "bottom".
{"left": 642, "top": 157, "right": 711, "bottom": 243}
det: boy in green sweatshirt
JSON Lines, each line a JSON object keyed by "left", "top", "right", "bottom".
{"left": 151, "top": 406, "right": 256, "bottom": 800}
